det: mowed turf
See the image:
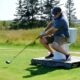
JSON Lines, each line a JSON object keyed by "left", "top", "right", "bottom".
{"left": 0, "top": 45, "right": 80, "bottom": 80}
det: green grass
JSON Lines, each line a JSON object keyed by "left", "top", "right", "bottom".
{"left": 0, "top": 45, "right": 80, "bottom": 80}
{"left": 0, "top": 27, "right": 80, "bottom": 49}
{"left": 0, "top": 28, "right": 44, "bottom": 45}
{"left": 0, "top": 27, "right": 80, "bottom": 80}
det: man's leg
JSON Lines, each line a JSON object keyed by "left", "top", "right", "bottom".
{"left": 51, "top": 42, "right": 68, "bottom": 55}
{"left": 40, "top": 37, "right": 53, "bottom": 53}
{"left": 50, "top": 36, "right": 70, "bottom": 60}
{"left": 40, "top": 37, "right": 54, "bottom": 58}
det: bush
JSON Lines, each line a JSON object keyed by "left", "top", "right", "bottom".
{"left": 10, "top": 20, "right": 47, "bottom": 29}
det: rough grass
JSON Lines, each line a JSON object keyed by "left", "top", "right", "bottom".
{"left": 0, "top": 28, "right": 44, "bottom": 45}
{"left": 0, "top": 27, "right": 80, "bottom": 50}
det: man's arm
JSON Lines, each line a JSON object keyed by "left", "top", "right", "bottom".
{"left": 44, "top": 22, "right": 52, "bottom": 31}
{"left": 39, "top": 22, "right": 58, "bottom": 37}
{"left": 45, "top": 27, "right": 58, "bottom": 35}
{"left": 39, "top": 26, "right": 58, "bottom": 38}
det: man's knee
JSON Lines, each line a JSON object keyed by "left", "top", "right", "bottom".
{"left": 51, "top": 42, "right": 60, "bottom": 49}
{"left": 40, "top": 37, "right": 47, "bottom": 44}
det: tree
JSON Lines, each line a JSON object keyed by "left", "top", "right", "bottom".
{"left": 43, "top": 0, "right": 60, "bottom": 20}
{"left": 65, "top": 0, "right": 76, "bottom": 26}
{"left": 22, "top": 0, "right": 39, "bottom": 21}
{"left": 11, "top": 0, "right": 40, "bottom": 29}
{"left": 19, "top": 0, "right": 39, "bottom": 28}
{"left": 10, "top": 0, "right": 24, "bottom": 29}
{"left": 15, "top": 0, "right": 23, "bottom": 20}
{"left": 11, "top": 0, "right": 60, "bottom": 29}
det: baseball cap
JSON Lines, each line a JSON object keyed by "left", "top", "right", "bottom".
{"left": 51, "top": 7, "right": 61, "bottom": 15}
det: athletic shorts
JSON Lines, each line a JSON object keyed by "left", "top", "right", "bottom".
{"left": 45, "top": 35, "right": 68, "bottom": 45}
{"left": 45, "top": 35, "right": 54, "bottom": 44}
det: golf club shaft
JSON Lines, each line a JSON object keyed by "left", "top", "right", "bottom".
{"left": 10, "top": 35, "right": 40, "bottom": 62}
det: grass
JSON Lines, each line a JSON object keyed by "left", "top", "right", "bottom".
{"left": 0, "top": 28, "right": 44, "bottom": 45}
{"left": 0, "top": 27, "right": 80, "bottom": 47}
{"left": 0, "top": 45, "right": 80, "bottom": 80}
{"left": 0, "top": 27, "right": 80, "bottom": 80}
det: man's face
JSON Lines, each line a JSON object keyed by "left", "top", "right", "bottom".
{"left": 52, "top": 12, "right": 61, "bottom": 19}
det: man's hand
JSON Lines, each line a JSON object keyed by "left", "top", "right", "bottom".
{"left": 45, "top": 27, "right": 58, "bottom": 35}
{"left": 39, "top": 31, "right": 46, "bottom": 38}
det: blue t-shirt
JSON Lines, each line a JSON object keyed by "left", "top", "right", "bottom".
{"left": 52, "top": 15, "right": 69, "bottom": 38}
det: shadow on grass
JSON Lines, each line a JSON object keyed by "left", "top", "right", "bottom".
{"left": 23, "top": 65, "right": 69, "bottom": 78}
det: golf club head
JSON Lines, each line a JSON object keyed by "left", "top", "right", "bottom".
{"left": 5, "top": 36, "right": 40, "bottom": 64}
{"left": 5, "top": 60, "right": 11, "bottom": 64}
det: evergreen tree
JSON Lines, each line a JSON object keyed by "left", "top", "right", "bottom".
{"left": 43, "top": 0, "right": 60, "bottom": 20}
{"left": 11, "top": 0, "right": 61, "bottom": 29}
{"left": 19, "top": 0, "right": 39, "bottom": 28}
{"left": 65, "top": 0, "right": 76, "bottom": 26}
{"left": 15, "top": 0, "right": 23, "bottom": 20}
{"left": 22, "top": 0, "right": 39, "bottom": 21}
{"left": 10, "top": 0, "right": 24, "bottom": 29}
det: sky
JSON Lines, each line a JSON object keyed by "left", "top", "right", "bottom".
{"left": 0, "top": 0, "right": 17, "bottom": 20}
{"left": 0, "top": 0, "right": 80, "bottom": 20}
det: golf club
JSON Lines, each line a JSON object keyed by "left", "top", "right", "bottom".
{"left": 5, "top": 35, "right": 40, "bottom": 64}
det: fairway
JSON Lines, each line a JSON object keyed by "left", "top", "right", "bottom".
{"left": 0, "top": 45, "right": 80, "bottom": 80}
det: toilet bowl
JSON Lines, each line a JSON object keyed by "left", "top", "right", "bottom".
{"left": 53, "top": 28, "right": 77, "bottom": 60}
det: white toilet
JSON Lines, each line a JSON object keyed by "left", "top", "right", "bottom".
{"left": 52, "top": 28, "right": 77, "bottom": 60}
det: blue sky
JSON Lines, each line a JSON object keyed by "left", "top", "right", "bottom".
{"left": 0, "top": 0, "right": 80, "bottom": 20}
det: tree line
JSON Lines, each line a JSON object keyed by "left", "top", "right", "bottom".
{"left": 10, "top": 0, "right": 60, "bottom": 29}
{"left": 0, "top": 0, "right": 77, "bottom": 30}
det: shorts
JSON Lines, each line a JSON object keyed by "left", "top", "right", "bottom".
{"left": 45, "top": 35, "right": 68, "bottom": 45}
{"left": 45, "top": 35, "right": 54, "bottom": 44}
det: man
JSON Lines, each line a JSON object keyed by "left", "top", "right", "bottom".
{"left": 39, "top": 7, "right": 70, "bottom": 60}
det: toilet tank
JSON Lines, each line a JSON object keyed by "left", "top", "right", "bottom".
{"left": 68, "top": 28, "right": 77, "bottom": 43}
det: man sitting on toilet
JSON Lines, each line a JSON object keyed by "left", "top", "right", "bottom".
{"left": 39, "top": 7, "right": 71, "bottom": 60}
